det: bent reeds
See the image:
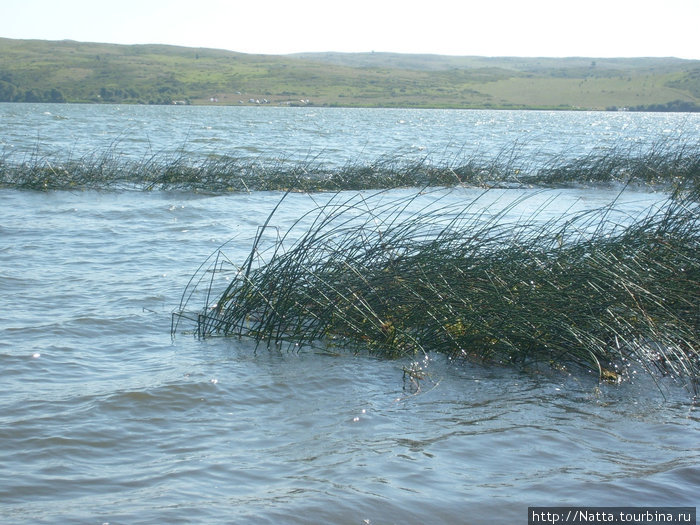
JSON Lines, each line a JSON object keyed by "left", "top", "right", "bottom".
{"left": 2, "top": 138, "right": 698, "bottom": 193}
{"left": 174, "top": 185, "right": 699, "bottom": 394}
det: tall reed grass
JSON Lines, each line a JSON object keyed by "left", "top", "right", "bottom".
{"left": 2, "top": 138, "right": 698, "bottom": 193}
{"left": 7, "top": 138, "right": 696, "bottom": 392}
{"left": 173, "top": 183, "right": 699, "bottom": 394}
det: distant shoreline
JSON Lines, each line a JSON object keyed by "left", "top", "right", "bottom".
{"left": 1, "top": 38, "right": 698, "bottom": 111}
{"left": 2, "top": 100, "right": 698, "bottom": 113}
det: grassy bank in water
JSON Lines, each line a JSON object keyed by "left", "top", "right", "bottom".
{"left": 2, "top": 139, "right": 698, "bottom": 193}
{"left": 173, "top": 185, "right": 699, "bottom": 395}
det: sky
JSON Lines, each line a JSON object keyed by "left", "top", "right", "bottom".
{"left": 1, "top": 0, "right": 699, "bottom": 59}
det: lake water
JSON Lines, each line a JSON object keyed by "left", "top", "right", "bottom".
{"left": 2, "top": 103, "right": 698, "bottom": 166}
{"left": 1, "top": 104, "right": 698, "bottom": 524}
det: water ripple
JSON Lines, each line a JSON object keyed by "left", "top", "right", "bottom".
{"left": 1, "top": 106, "right": 698, "bottom": 524}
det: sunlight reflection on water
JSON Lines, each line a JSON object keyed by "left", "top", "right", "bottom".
{"left": 0, "top": 105, "right": 698, "bottom": 524}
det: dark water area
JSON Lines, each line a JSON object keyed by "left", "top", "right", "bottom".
{"left": 1, "top": 105, "right": 698, "bottom": 524}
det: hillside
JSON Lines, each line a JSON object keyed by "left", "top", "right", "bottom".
{"left": 1, "top": 38, "right": 698, "bottom": 110}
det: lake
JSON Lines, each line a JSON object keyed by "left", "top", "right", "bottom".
{"left": 1, "top": 104, "right": 698, "bottom": 524}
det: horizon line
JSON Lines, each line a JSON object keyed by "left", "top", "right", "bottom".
{"left": 3, "top": 36, "right": 698, "bottom": 62}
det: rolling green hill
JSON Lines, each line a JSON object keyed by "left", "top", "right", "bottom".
{"left": 1, "top": 38, "right": 698, "bottom": 110}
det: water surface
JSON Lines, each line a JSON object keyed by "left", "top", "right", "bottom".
{"left": 1, "top": 105, "right": 698, "bottom": 524}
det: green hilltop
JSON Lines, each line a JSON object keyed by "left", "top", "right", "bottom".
{"left": 0, "top": 38, "right": 698, "bottom": 110}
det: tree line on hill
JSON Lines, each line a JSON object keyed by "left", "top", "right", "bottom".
{"left": 0, "top": 81, "right": 67, "bottom": 103}
{"left": 0, "top": 79, "right": 185, "bottom": 105}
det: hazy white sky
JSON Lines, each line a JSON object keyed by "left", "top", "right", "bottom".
{"left": 1, "top": 0, "right": 699, "bottom": 58}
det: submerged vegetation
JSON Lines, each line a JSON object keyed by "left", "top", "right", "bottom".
{"left": 4, "top": 136, "right": 697, "bottom": 394}
{"left": 2, "top": 139, "right": 699, "bottom": 193}
{"left": 170, "top": 142, "right": 700, "bottom": 395}
{"left": 174, "top": 186, "right": 699, "bottom": 393}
